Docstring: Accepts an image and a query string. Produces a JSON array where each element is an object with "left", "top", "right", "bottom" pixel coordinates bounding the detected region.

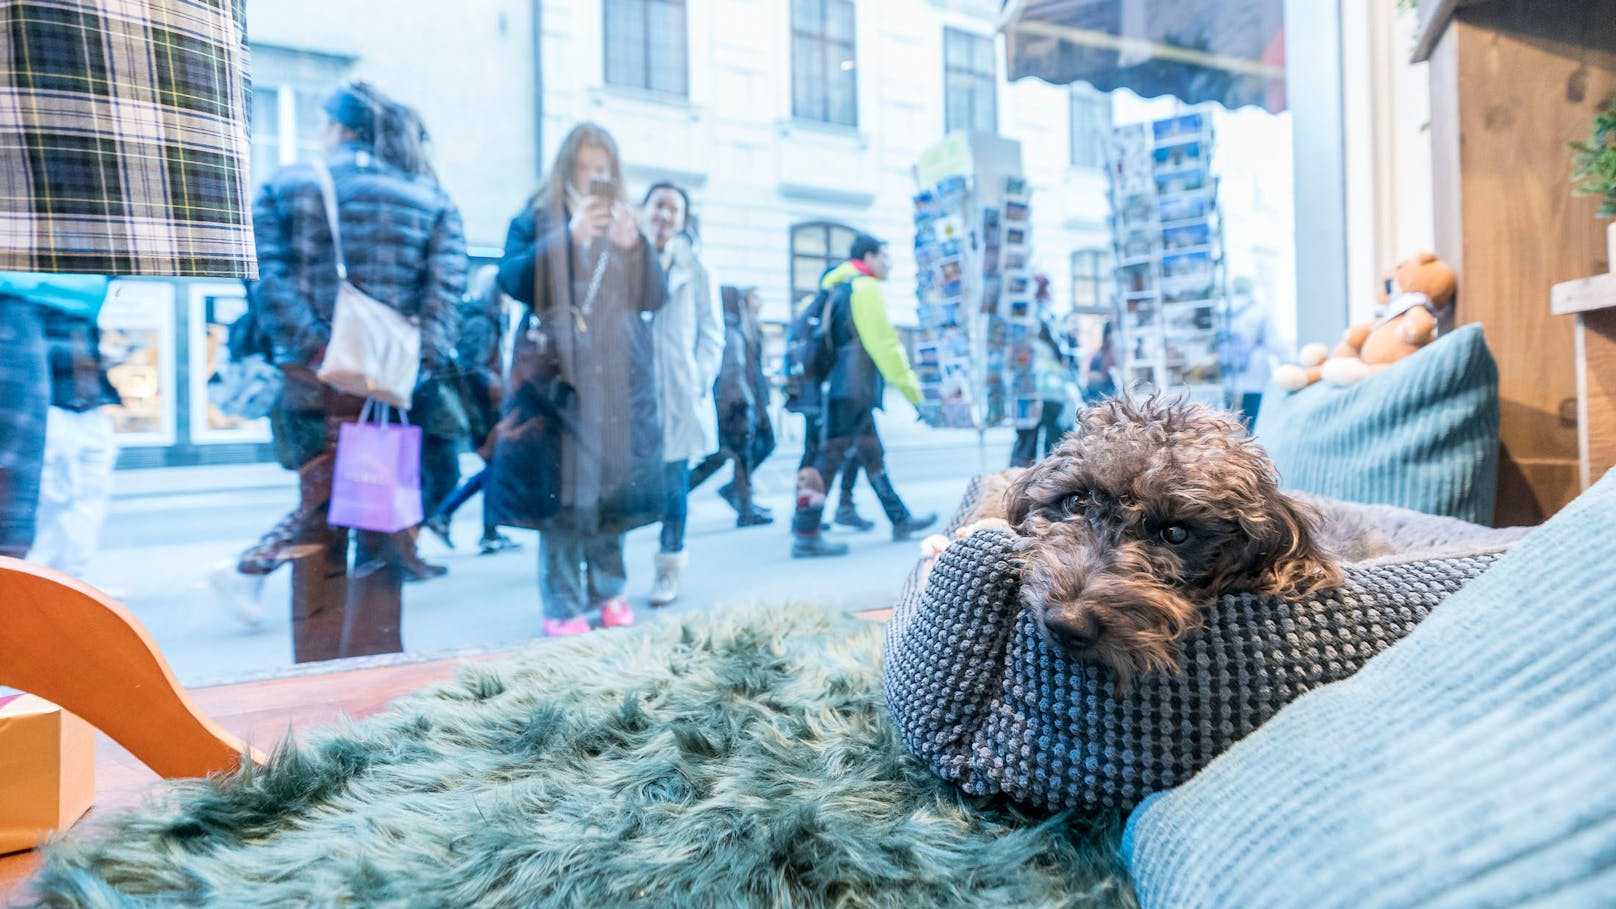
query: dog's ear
[{"left": 1227, "top": 493, "right": 1343, "bottom": 598}]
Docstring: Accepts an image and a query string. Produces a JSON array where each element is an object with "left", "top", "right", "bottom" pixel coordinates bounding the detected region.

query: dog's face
[{"left": 1005, "top": 397, "right": 1341, "bottom": 688}]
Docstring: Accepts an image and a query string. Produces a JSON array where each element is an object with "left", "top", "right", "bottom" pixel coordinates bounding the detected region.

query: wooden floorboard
[{"left": 0, "top": 652, "right": 505, "bottom": 905}]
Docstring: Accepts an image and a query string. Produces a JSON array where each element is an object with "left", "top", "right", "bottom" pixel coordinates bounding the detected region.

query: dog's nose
[{"left": 1044, "top": 610, "right": 1100, "bottom": 651}]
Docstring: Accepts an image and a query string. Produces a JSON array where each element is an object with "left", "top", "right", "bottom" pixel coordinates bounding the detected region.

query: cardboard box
[{"left": 0, "top": 693, "right": 95, "bottom": 854}]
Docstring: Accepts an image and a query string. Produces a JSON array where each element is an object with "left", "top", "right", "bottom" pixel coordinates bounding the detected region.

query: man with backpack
[
  {"left": 790, "top": 234, "right": 937, "bottom": 558},
  {"left": 784, "top": 266, "right": 872, "bottom": 532}
]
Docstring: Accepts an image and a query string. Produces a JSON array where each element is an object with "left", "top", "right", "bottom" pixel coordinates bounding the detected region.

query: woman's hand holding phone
[
  {"left": 608, "top": 201, "right": 640, "bottom": 250},
  {"left": 569, "top": 194, "right": 611, "bottom": 248}
]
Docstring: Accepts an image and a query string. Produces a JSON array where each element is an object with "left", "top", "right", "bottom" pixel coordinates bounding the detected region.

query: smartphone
[{"left": 587, "top": 177, "right": 616, "bottom": 200}]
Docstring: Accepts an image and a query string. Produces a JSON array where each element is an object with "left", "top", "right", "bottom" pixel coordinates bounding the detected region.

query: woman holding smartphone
[{"left": 489, "top": 123, "right": 667, "bottom": 636}]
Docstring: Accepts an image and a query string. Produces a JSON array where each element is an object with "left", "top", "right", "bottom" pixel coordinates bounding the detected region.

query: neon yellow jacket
[{"left": 821, "top": 261, "right": 922, "bottom": 406}]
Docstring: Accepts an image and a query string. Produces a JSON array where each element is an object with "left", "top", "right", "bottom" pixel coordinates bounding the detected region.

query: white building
[
  {"left": 247, "top": 0, "right": 1126, "bottom": 328},
  {"left": 118, "top": 0, "right": 1301, "bottom": 466}
]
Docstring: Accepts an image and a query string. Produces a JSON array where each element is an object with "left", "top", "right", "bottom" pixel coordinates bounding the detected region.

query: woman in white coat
[{"left": 643, "top": 182, "right": 725, "bottom": 605}]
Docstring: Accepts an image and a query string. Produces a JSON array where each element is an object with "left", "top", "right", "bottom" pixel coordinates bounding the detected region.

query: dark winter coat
[
  {"left": 486, "top": 203, "right": 667, "bottom": 534},
  {"left": 819, "top": 262, "right": 921, "bottom": 415},
  {"left": 446, "top": 287, "right": 505, "bottom": 450},
  {"left": 252, "top": 141, "right": 467, "bottom": 410},
  {"left": 714, "top": 287, "right": 773, "bottom": 464}
]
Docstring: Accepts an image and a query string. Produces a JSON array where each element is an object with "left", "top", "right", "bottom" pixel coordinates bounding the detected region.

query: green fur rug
[{"left": 28, "top": 605, "right": 1133, "bottom": 908}]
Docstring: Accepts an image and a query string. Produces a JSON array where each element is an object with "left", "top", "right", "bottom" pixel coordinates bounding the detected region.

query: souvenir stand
[
  {"left": 1107, "top": 110, "right": 1231, "bottom": 406},
  {"left": 910, "top": 132, "right": 1032, "bottom": 467}
]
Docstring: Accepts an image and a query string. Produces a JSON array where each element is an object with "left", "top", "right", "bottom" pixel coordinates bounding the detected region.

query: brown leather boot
[{"left": 236, "top": 453, "right": 334, "bottom": 575}]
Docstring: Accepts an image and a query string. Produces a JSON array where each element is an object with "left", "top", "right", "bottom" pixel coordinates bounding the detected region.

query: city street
[{"left": 84, "top": 413, "right": 1017, "bottom": 686}]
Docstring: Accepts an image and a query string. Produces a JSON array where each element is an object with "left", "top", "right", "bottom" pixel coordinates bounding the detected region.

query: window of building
[
  {"left": 791, "top": 0, "right": 858, "bottom": 127},
  {"left": 603, "top": 0, "right": 689, "bottom": 96},
  {"left": 248, "top": 87, "right": 341, "bottom": 184},
  {"left": 791, "top": 221, "right": 859, "bottom": 312},
  {"left": 944, "top": 27, "right": 996, "bottom": 134},
  {"left": 1069, "top": 85, "right": 1112, "bottom": 169},
  {"left": 1071, "top": 248, "right": 1110, "bottom": 311},
  {"left": 247, "top": 45, "right": 353, "bottom": 186}
]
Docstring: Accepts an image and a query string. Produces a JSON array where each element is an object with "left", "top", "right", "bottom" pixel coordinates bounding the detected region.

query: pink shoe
[
  {"left": 599, "top": 597, "right": 635, "bottom": 628},
  {"left": 542, "top": 616, "right": 591, "bottom": 637}
]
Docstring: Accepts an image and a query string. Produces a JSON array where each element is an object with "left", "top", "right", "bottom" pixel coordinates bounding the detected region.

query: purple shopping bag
[{"left": 328, "top": 401, "right": 424, "bottom": 533}]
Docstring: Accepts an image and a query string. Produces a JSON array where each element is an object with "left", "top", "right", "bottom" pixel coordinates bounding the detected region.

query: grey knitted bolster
[{"left": 883, "top": 499, "right": 1513, "bottom": 814}]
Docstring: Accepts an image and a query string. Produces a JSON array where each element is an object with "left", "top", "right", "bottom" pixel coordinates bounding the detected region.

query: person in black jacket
[
  {"left": 790, "top": 235, "right": 936, "bottom": 558},
  {"left": 422, "top": 264, "right": 521, "bottom": 557},
  {"left": 487, "top": 123, "right": 666, "bottom": 637},
  {"left": 216, "top": 81, "right": 467, "bottom": 663},
  {"left": 689, "top": 286, "right": 775, "bottom": 526}
]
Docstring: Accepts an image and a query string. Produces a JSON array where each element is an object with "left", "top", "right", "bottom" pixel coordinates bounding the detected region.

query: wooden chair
[{"left": 0, "top": 557, "right": 266, "bottom": 779}]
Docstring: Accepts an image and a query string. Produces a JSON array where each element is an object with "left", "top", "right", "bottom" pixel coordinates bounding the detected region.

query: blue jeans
[
  {"left": 539, "top": 530, "right": 627, "bottom": 620},
  {"left": 659, "top": 459, "right": 690, "bottom": 554}
]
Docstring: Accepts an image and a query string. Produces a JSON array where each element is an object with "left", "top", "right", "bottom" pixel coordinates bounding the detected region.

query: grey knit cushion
[{"left": 882, "top": 486, "right": 1521, "bottom": 814}]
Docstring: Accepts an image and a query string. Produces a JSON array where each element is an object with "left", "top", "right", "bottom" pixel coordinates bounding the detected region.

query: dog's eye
[
  {"left": 1160, "top": 525, "right": 1190, "bottom": 545},
  {"left": 1060, "top": 493, "right": 1086, "bottom": 516}
]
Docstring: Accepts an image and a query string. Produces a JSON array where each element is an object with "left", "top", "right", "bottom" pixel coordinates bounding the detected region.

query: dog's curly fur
[{"left": 980, "top": 396, "right": 1343, "bottom": 689}]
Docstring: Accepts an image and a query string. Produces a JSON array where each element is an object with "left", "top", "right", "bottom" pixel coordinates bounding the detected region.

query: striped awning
[{"left": 999, "top": 0, "right": 1287, "bottom": 113}]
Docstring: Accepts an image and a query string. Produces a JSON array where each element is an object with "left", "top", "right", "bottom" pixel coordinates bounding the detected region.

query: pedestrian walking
[
  {"left": 1084, "top": 321, "right": 1119, "bottom": 404},
  {"left": 790, "top": 234, "right": 936, "bottom": 558},
  {"left": 784, "top": 268, "right": 870, "bottom": 533},
  {"left": 215, "top": 81, "right": 467, "bottom": 662},
  {"left": 424, "top": 264, "right": 521, "bottom": 556},
  {"left": 30, "top": 304, "right": 121, "bottom": 575},
  {"left": 689, "top": 286, "right": 776, "bottom": 528},
  {"left": 0, "top": 273, "right": 109, "bottom": 561},
  {"left": 642, "top": 182, "right": 724, "bottom": 607},
  {"left": 487, "top": 122, "right": 667, "bottom": 636},
  {"left": 1010, "top": 281, "right": 1077, "bottom": 468},
  {"left": 1219, "top": 276, "right": 1283, "bottom": 426}
]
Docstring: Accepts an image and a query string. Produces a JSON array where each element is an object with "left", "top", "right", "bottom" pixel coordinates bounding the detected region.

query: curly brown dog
[{"left": 974, "top": 397, "right": 1344, "bottom": 689}]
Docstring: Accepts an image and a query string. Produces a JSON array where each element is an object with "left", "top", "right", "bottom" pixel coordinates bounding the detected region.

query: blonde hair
[{"left": 540, "top": 122, "right": 625, "bottom": 210}]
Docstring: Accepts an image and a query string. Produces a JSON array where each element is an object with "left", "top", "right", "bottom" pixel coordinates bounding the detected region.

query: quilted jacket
[{"left": 252, "top": 141, "right": 467, "bottom": 375}]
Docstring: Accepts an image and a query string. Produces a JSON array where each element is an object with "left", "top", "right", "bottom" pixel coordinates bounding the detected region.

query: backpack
[{"left": 784, "top": 280, "right": 852, "bottom": 413}]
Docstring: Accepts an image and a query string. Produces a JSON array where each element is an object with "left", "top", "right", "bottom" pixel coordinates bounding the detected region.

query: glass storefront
[{"left": 17, "top": 0, "right": 1309, "bottom": 684}]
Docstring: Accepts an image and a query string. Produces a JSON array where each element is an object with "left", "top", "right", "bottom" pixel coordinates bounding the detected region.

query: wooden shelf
[{"left": 1550, "top": 224, "right": 1616, "bottom": 492}]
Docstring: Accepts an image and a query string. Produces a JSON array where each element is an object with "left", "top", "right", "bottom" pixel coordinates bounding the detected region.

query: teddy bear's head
[{"left": 1383, "top": 252, "right": 1457, "bottom": 311}]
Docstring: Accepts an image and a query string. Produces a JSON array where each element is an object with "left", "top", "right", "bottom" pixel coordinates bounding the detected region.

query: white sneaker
[
  {"left": 649, "top": 551, "right": 687, "bottom": 607},
  {"left": 207, "top": 561, "right": 267, "bottom": 629}
]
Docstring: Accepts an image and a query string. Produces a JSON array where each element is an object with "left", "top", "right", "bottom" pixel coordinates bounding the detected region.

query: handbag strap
[
  {"left": 359, "top": 399, "right": 407, "bottom": 425},
  {"left": 311, "top": 159, "right": 349, "bottom": 282}
]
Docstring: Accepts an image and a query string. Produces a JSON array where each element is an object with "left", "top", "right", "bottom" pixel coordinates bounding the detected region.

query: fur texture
[
  {"left": 993, "top": 397, "right": 1344, "bottom": 689},
  {"left": 27, "top": 605, "right": 1135, "bottom": 908}
]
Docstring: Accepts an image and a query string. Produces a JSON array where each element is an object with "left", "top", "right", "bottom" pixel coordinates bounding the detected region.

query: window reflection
[{"left": 4, "top": 1, "right": 1298, "bottom": 683}]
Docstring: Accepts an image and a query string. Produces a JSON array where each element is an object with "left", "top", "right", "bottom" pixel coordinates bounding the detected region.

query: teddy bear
[{"left": 1273, "top": 252, "right": 1457, "bottom": 390}]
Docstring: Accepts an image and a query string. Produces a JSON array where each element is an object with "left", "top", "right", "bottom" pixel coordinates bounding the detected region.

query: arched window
[{"left": 789, "top": 221, "right": 859, "bottom": 313}]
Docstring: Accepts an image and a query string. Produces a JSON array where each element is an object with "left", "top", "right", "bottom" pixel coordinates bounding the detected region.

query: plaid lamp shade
[{"left": 0, "top": 0, "right": 256, "bottom": 278}]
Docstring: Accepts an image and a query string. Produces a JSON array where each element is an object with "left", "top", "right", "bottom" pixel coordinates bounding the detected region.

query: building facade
[{"left": 112, "top": 0, "right": 1300, "bottom": 466}]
